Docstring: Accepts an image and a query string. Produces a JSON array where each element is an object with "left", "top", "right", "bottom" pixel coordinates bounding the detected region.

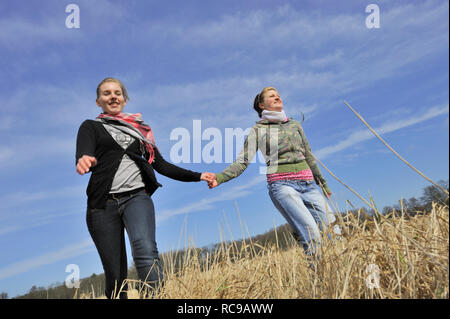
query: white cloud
[
  {"left": 0, "top": 205, "right": 83, "bottom": 238},
  {"left": 141, "top": 1, "right": 448, "bottom": 56},
  {"left": 0, "top": 147, "right": 14, "bottom": 163},
  {"left": 0, "top": 239, "right": 94, "bottom": 280},
  {"left": 127, "top": 0, "right": 448, "bottom": 129},
  {"left": 0, "top": 17, "right": 72, "bottom": 49},
  {"left": 315, "top": 104, "right": 449, "bottom": 159},
  {"left": 2, "top": 1, "right": 447, "bottom": 145},
  {"left": 0, "top": 225, "right": 23, "bottom": 237},
  {"left": 144, "top": 5, "right": 365, "bottom": 49},
  {"left": 0, "top": 184, "right": 86, "bottom": 237},
  {"left": 0, "top": 116, "right": 14, "bottom": 130},
  {"left": 154, "top": 102, "right": 449, "bottom": 225},
  {"left": 0, "top": 135, "right": 76, "bottom": 169},
  {"left": 156, "top": 174, "right": 265, "bottom": 224},
  {"left": 0, "top": 0, "right": 128, "bottom": 50},
  {"left": 310, "top": 50, "right": 344, "bottom": 68},
  {"left": 0, "top": 185, "right": 85, "bottom": 209}
]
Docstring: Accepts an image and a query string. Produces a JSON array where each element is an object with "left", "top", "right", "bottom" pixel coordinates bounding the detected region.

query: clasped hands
[{"left": 200, "top": 172, "right": 218, "bottom": 189}]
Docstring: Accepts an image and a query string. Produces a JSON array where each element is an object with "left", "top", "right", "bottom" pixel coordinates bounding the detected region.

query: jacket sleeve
[
  {"left": 216, "top": 126, "right": 259, "bottom": 185},
  {"left": 151, "top": 147, "right": 202, "bottom": 182},
  {"left": 297, "top": 123, "right": 331, "bottom": 194},
  {"left": 76, "top": 120, "right": 97, "bottom": 165}
]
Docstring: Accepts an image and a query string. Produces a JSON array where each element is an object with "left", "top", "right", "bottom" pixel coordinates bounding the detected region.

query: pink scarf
[{"left": 97, "top": 112, "right": 156, "bottom": 164}]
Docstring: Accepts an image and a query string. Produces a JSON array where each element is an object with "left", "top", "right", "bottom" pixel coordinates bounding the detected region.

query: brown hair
[
  {"left": 96, "top": 77, "right": 130, "bottom": 101},
  {"left": 253, "top": 87, "right": 278, "bottom": 117}
]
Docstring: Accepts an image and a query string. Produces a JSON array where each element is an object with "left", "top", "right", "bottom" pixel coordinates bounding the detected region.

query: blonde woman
[
  {"left": 209, "top": 87, "right": 340, "bottom": 257},
  {"left": 76, "top": 78, "right": 214, "bottom": 298}
]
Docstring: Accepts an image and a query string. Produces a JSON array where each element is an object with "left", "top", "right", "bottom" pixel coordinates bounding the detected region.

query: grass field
[{"left": 87, "top": 202, "right": 448, "bottom": 299}]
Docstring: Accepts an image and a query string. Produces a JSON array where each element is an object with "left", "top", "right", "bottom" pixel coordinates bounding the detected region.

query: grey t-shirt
[{"left": 103, "top": 124, "right": 145, "bottom": 194}]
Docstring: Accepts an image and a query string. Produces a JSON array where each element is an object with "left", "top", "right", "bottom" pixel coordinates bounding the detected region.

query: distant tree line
[
  {"left": 381, "top": 179, "right": 448, "bottom": 217},
  {"left": 5, "top": 179, "right": 448, "bottom": 299},
  {"left": 12, "top": 273, "right": 106, "bottom": 299}
]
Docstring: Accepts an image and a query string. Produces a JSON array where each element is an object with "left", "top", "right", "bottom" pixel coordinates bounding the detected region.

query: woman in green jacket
[{"left": 209, "top": 87, "right": 340, "bottom": 257}]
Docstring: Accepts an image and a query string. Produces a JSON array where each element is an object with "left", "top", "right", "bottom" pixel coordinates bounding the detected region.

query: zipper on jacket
[{"left": 266, "top": 123, "right": 270, "bottom": 166}]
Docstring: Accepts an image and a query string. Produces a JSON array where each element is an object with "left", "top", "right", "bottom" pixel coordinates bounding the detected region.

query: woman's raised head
[
  {"left": 96, "top": 77, "right": 129, "bottom": 101},
  {"left": 253, "top": 87, "right": 282, "bottom": 117},
  {"left": 96, "top": 77, "right": 129, "bottom": 115}
]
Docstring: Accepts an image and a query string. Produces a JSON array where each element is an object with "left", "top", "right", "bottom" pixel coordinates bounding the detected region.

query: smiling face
[
  {"left": 260, "top": 89, "right": 283, "bottom": 112},
  {"left": 96, "top": 81, "right": 127, "bottom": 115}
]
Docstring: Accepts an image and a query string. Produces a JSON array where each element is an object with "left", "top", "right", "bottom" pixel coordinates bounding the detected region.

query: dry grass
[{"left": 89, "top": 203, "right": 448, "bottom": 299}]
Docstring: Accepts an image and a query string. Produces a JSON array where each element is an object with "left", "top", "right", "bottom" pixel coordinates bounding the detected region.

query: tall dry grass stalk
[{"left": 94, "top": 203, "right": 448, "bottom": 299}]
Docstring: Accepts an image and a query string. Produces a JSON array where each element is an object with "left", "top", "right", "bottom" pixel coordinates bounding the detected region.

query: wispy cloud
[
  {"left": 156, "top": 103, "right": 449, "bottom": 224},
  {"left": 0, "top": 147, "right": 13, "bottom": 163},
  {"left": 0, "top": 185, "right": 86, "bottom": 236},
  {"left": 0, "top": 135, "right": 76, "bottom": 169},
  {"left": 156, "top": 174, "right": 266, "bottom": 224},
  {"left": 140, "top": 1, "right": 448, "bottom": 62},
  {"left": 0, "top": 0, "right": 129, "bottom": 50},
  {"left": 143, "top": 5, "right": 365, "bottom": 49},
  {"left": 130, "top": 0, "right": 448, "bottom": 130},
  {"left": 0, "top": 239, "right": 94, "bottom": 280},
  {"left": 0, "top": 208, "right": 78, "bottom": 237},
  {"left": 0, "top": 17, "right": 73, "bottom": 49},
  {"left": 0, "top": 185, "right": 85, "bottom": 210},
  {"left": 315, "top": 104, "right": 449, "bottom": 159},
  {"left": 310, "top": 50, "right": 344, "bottom": 68},
  {"left": 2, "top": 1, "right": 447, "bottom": 145}
]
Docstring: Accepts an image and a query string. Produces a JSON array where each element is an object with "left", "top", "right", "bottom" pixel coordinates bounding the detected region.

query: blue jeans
[
  {"left": 86, "top": 189, "right": 163, "bottom": 299},
  {"left": 268, "top": 180, "right": 340, "bottom": 256}
]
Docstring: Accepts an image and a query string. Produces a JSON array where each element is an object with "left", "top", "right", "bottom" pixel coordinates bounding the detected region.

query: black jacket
[{"left": 76, "top": 120, "right": 201, "bottom": 208}]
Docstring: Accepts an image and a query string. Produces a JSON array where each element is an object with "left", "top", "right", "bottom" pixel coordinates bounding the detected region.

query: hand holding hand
[
  {"left": 200, "top": 172, "right": 218, "bottom": 189},
  {"left": 200, "top": 172, "right": 215, "bottom": 183},
  {"left": 208, "top": 178, "right": 218, "bottom": 189},
  {"left": 76, "top": 155, "right": 97, "bottom": 175}
]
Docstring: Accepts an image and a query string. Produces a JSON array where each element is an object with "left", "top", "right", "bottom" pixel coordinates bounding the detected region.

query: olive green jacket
[{"left": 216, "top": 118, "right": 331, "bottom": 194}]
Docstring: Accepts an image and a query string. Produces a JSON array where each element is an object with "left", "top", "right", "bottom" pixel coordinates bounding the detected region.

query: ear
[
  {"left": 259, "top": 103, "right": 265, "bottom": 110},
  {"left": 96, "top": 99, "right": 101, "bottom": 107}
]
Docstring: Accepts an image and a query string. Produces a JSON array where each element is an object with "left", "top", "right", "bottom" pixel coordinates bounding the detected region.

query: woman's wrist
[
  {"left": 323, "top": 184, "right": 331, "bottom": 196},
  {"left": 215, "top": 173, "right": 226, "bottom": 185}
]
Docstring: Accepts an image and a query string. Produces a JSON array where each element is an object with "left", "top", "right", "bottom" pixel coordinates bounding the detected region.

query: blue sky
[{"left": 0, "top": 0, "right": 448, "bottom": 298}]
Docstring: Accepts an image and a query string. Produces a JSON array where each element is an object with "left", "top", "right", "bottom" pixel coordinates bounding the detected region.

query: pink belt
[{"left": 266, "top": 169, "right": 314, "bottom": 183}]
